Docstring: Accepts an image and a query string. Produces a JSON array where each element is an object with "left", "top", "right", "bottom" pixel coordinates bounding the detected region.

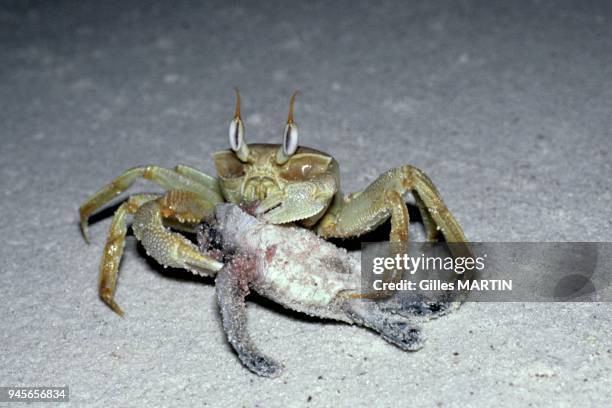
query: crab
[
  {"left": 79, "top": 89, "right": 470, "bottom": 318},
  {"left": 198, "top": 203, "right": 458, "bottom": 377}
]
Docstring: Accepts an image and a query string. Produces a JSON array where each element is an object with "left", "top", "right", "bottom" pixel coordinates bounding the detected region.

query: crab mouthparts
[{"left": 254, "top": 201, "right": 281, "bottom": 216}]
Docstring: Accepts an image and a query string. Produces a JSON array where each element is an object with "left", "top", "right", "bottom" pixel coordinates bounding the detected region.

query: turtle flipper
[
  {"left": 215, "top": 261, "right": 283, "bottom": 378},
  {"left": 343, "top": 298, "right": 425, "bottom": 351}
]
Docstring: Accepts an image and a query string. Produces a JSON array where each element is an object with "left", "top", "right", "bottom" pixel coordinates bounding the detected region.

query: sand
[{"left": 1, "top": 1, "right": 610, "bottom": 406}]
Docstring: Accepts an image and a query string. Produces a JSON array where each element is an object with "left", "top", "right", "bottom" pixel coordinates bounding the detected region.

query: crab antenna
[{"left": 287, "top": 90, "right": 299, "bottom": 124}]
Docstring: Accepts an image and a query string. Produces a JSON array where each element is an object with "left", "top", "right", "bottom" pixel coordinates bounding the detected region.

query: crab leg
[
  {"left": 317, "top": 165, "right": 470, "bottom": 256},
  {"left": 215, "top": 262, "right": 283, "bottom": 378},
  {"left": 79, "top": 165, "right": 223, "bottom": 242},
  {"left": 342, "top": 298, "right": 425, "bottom": 351},
  {"left": 98, "top": 194, "right": 159, "bottom": 316},
  {"left": 174, "top": 164, "right": 220, "bottom": 193},
  {"left": 414, "top": 192, "right": 440, "bottom": 241},
  {"left": 99, "top": 191, "right": 222, "bottom": 316},
  {"left": 406, "top": 166, "right": 467, "bottom": 244}
]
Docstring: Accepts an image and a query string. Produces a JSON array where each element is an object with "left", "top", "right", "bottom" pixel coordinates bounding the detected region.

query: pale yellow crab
[{"left": 79, "top": 89, "right": 469, "bottom": 316}]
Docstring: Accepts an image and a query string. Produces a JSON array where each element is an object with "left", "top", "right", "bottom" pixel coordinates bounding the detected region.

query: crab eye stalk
[
  {"left": 276, "top": 91, "right": 299, "bottom": 165},
  {"left": 229, "top": 87, "right": 250, "bottom": 162}
]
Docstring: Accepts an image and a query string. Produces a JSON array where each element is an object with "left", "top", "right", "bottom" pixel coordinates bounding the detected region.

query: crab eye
[
  {"left": 228, "top": 117, "right": 244, "bottom": 151},
  {"left": 283, "top": 123, "right": 299, "bottom": 156}
]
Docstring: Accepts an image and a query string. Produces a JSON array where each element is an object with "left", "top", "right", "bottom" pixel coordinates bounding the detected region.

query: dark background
[{"left": 1, "top": 1, "right": 610, "bottom": 406}]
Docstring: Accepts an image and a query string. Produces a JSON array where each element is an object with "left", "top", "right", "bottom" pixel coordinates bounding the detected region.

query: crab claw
[{"left": 255, "top": 182, "right": 326, "bottom": 224}]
